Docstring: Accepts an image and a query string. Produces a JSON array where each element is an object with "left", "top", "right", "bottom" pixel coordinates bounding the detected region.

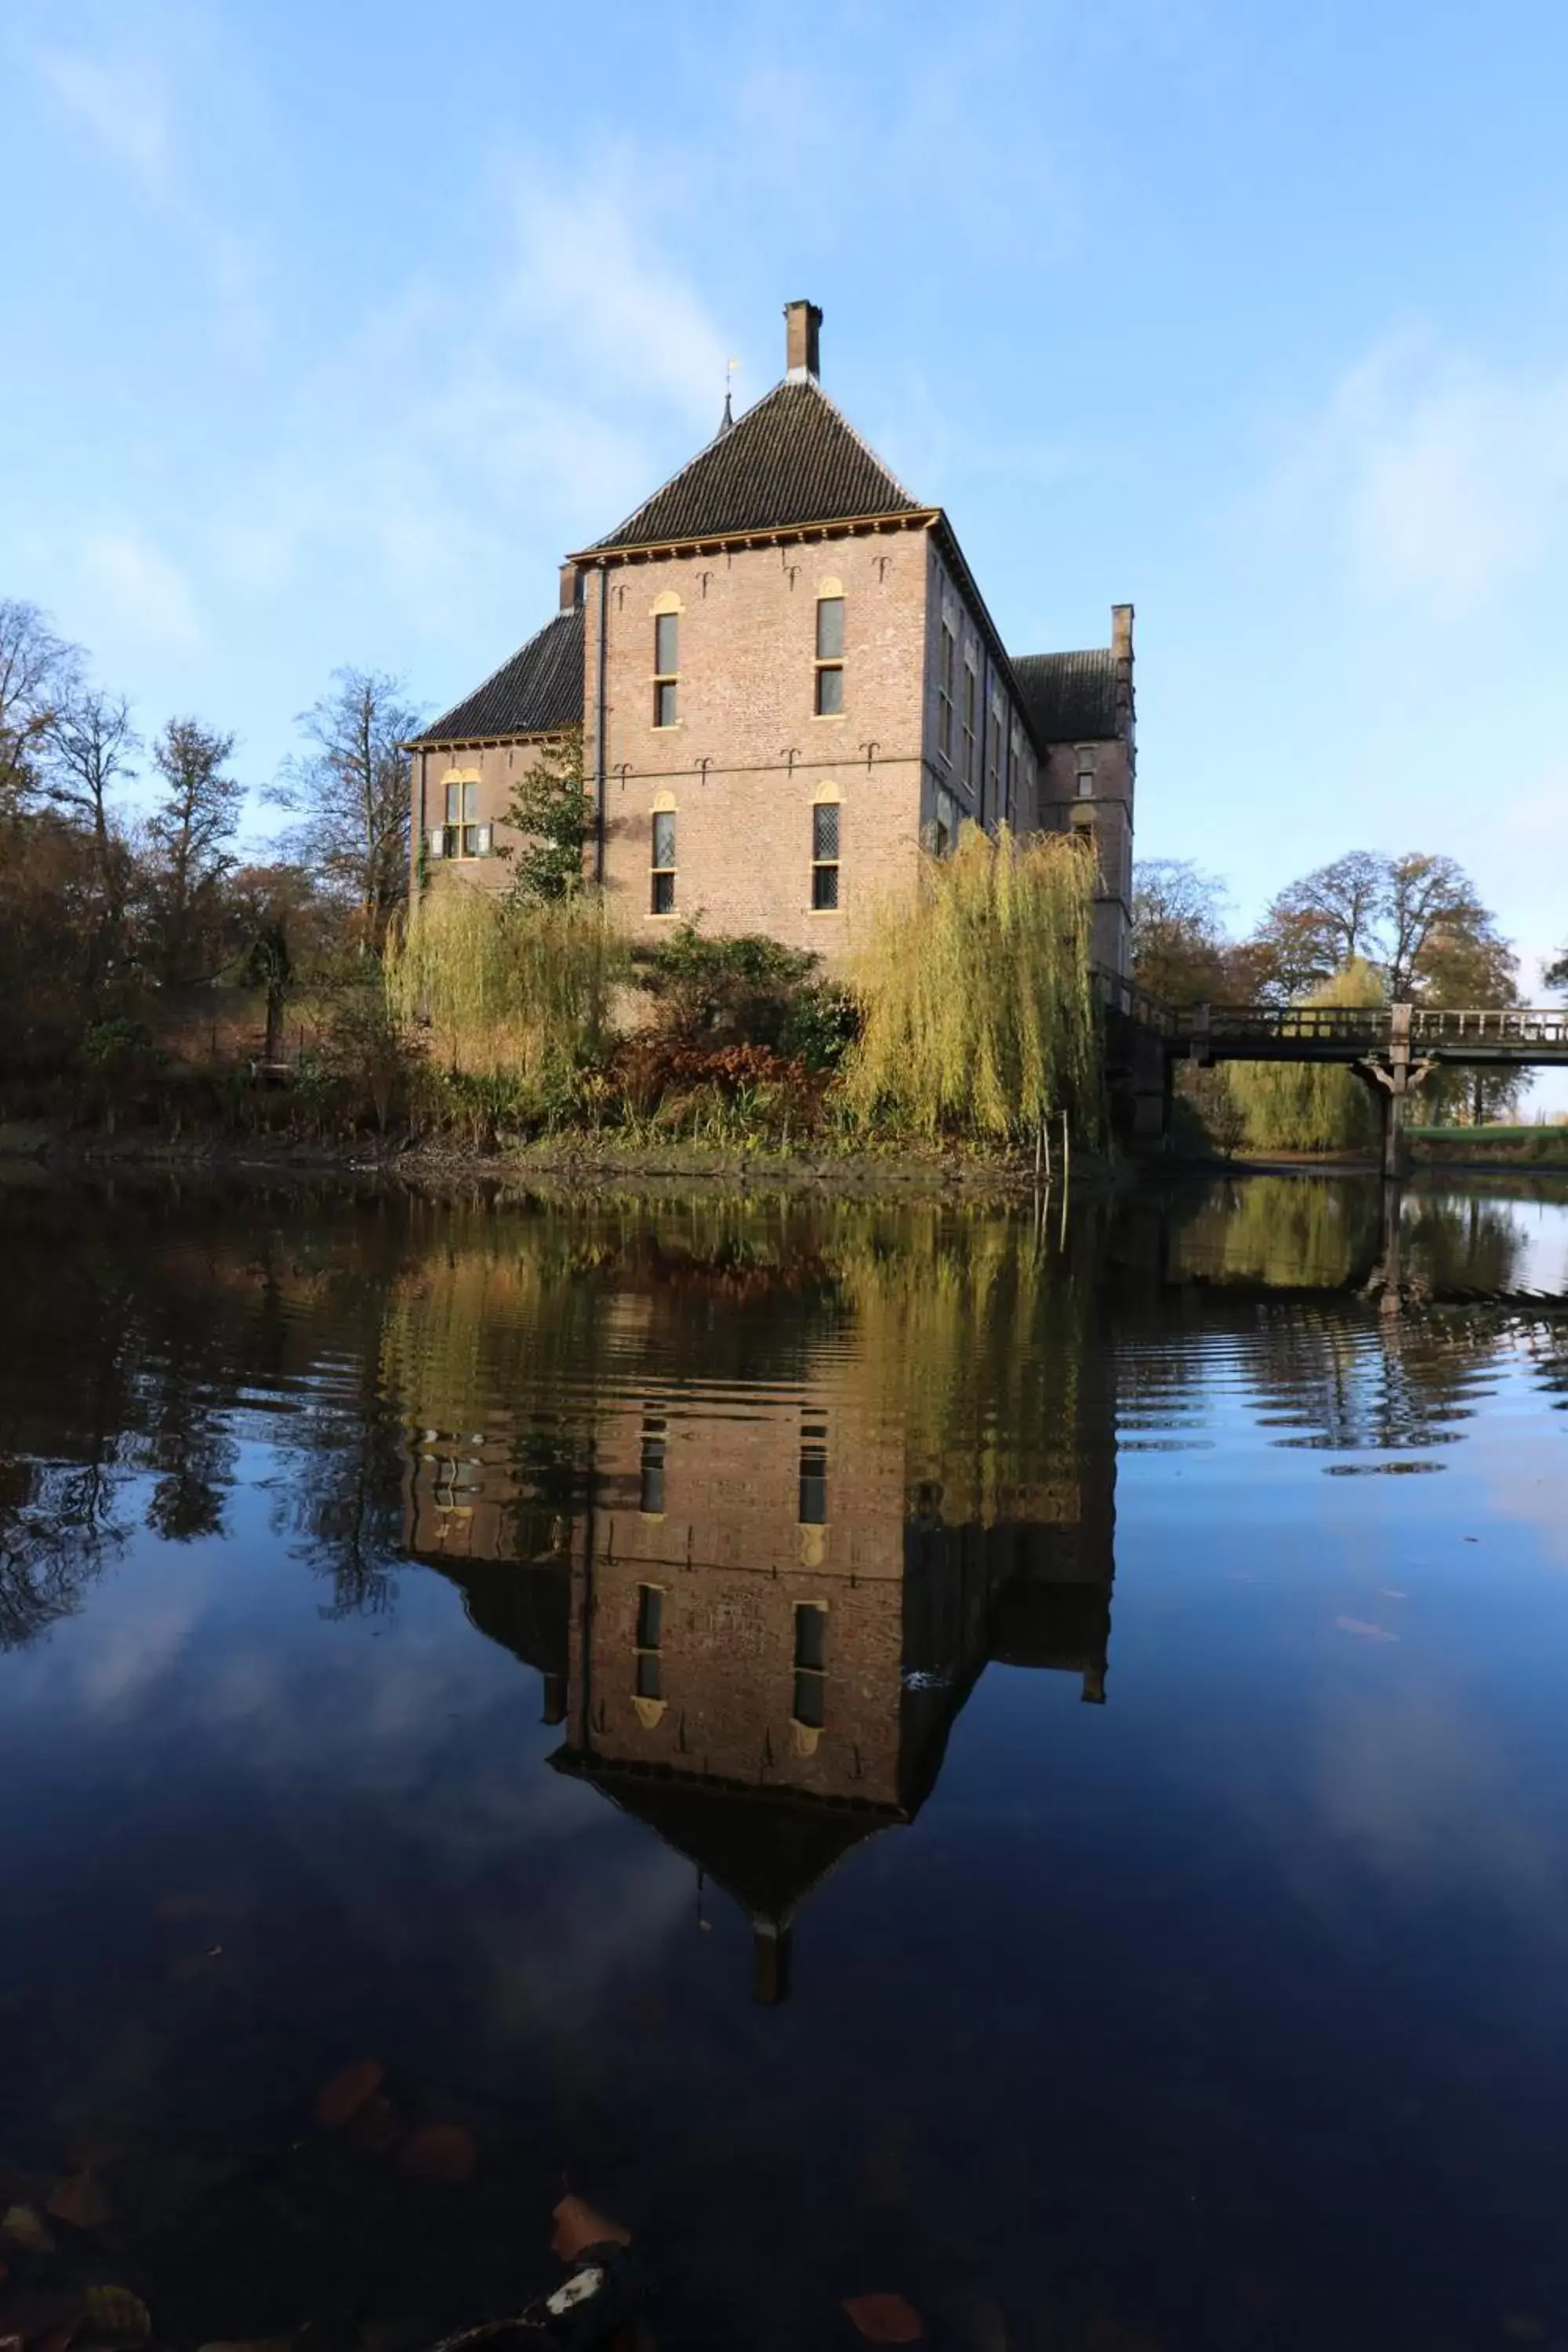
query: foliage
[
  {"left": 276, "top": 668, "right": 422, "bottom": 946},
  {"left": 1545, "top": 947, "right": 1568, "bottom": 996},
  {"left": 1131, "top": 859, "right": 1235, "bottom": 1006},
  {"left": 779, "top": 978, "right": 861, "bottom": 1071},
  {"left": 845, "top": 822, "right": 1099, "bottom": 1141},
  {"left": 142, "top": 717, "right": 245, "bottom": 985},
  {"left": 500, "top": 726, "right": 592, "bottom": 904},
  {"left": 1252, "top": 850, "right": 1504, "bottom": 1003},
  {"left": 385, "top": 880, "right": 626, "bottom": 1081},
  {"left": 641, "top": 922, "right": 821, "bottom": 1046},
  {"left": 0, "top": 599, "right": 78, "bottom": 809},
  {"left": 1225, "top": 960, "right": 1385, "bottom": 1152}
]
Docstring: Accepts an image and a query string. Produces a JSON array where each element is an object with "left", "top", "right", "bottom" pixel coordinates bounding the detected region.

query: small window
[
  {"left": 815, "top": 663, "right": 844, "bottom": 716},
  {"left": 1076, "top": 771, "right": 1094, "bottom": 799},
  {"left": 938, "top": 622, "right": 956, "bottom": 760},
  {"left": 636, "top": 1652, "right": 663, "bottom": 1701},
  {"left": 651, "top": 811, "right": 677, "bottom": 913},
  {"left": 811, "top": 801, "right": 840, "bottom": 910},
  {"left": 440, "top": 779, "right": 490, "bottom": 858},
  {"left": 653, "top": 613, "right": 679, "bottom": 725}
]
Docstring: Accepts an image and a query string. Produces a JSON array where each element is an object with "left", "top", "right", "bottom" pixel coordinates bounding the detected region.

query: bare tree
[
  {"left": 46, "top": 685, "right": 140, "bottom": 991},
  {"left": 0, "top": 599, "right": 79, "bottom": 808},
  {"left": 143, "top": 719, "right": 245, "bottom": 984},
  {"left": 276, "top": 669, "right": 422, "bottom": 948}
]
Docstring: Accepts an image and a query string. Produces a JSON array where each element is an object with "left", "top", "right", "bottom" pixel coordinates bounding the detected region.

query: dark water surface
[{"left": 5, "top": 1173, "right": 1568, "bottom": 2352}]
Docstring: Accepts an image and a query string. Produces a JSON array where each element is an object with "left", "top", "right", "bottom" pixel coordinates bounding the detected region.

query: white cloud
[
  {"left": 36, "top": 47, "right": 173, "bottom": 193},
  {"left": 1268, "top": 328, "right": 1568, "bottom": 619},
  {"left": 83, "top": 530, "right": 203, "bottom": 655},
  {"left": 35, "top": 40, "right": 267, "bottom": 361}
]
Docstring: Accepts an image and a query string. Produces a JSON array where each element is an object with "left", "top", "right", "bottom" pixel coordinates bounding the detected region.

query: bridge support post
[{"left": 1354, "top": 1007, "right": 1435, "bottom": 1183}]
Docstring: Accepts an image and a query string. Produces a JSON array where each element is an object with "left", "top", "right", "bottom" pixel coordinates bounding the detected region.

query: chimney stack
[
  {"left": 560, "top": 561, "right": 582, "bottom": 612},
  {"left": 1111, "top": 604, "right": 1133, "bottom": 660},
  {"left": 784, "top": 299, "right": 822, "bottom": 382}
]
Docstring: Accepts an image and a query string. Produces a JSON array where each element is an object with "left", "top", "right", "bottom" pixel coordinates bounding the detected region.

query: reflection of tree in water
[{"left": 0, "top": 1456, "right": 129, "bottom": 1649}]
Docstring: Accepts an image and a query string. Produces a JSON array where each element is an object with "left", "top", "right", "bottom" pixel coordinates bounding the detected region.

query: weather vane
[{"left": 721, "top": 356, "right": 740, "bottom": 430}]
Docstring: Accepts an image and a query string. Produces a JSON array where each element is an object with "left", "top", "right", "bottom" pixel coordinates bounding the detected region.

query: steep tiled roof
[
  {"left": 410, "top": 608, "right": 583, "bottom": 745},
  {"left": 587, "top": 378, "right": 924, "bottom": 551},
  {"left": 1012, "top": 648, "right": 1120, "bottom": 743}
]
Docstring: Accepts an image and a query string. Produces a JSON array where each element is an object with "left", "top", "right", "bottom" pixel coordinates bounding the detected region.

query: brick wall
[{"left": 583, "top": 525, "right": 934, "bottom": 964}]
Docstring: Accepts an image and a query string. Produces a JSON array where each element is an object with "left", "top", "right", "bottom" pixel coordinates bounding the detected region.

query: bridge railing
[
  {"left": 1091, "top": 967, "right": 1180, "bottom": 1036},
  {"left": 1407, "top": 1006, "right": 1568, "bottom": 1047},
  {"left": 1199, "top": 1004, "right": 1392, "bottom": 1046}
]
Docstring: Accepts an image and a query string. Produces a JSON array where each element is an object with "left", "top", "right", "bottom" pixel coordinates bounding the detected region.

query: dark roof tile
[
  {"left": 587, "top": 378, "right": 924, "bottom": 550},
  {"left": 411, "top": 607, "right": 583, "bottom": 745},
  {"left": 1012, "top": 648, "right": 1120, "bottom": 743}
]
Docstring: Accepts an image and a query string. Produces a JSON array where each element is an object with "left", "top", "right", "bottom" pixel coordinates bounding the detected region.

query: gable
[{"left": 586, "top": 379, "right": 924, "bottom": 553}]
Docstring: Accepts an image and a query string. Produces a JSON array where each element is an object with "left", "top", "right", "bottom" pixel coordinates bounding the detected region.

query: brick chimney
[
  {"left": 1112, "top": 602, "right": 1134, "bottom": 729},
  {"left": 784, "top": 299, "right": 822, "bottom": 382},
  {"left": 560, "top": 561, "right": 582, "bottom": 611}
]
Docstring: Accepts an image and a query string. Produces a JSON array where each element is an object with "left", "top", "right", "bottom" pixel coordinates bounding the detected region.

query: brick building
[
  {"left": 404, "top": 1236, "right": 1117, "bottom": 2001},
  {"left": 408, "top": 300, "right": 1136, "bottom": 976}
]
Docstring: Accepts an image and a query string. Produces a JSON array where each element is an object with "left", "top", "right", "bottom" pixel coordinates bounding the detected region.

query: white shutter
[{"left": 426, "top": 826, "right": 445, "bottom": 859}]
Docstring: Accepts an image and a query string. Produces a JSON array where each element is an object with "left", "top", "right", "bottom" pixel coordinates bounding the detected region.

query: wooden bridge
[{"left": 1097, "top": 975, "right": 1568, "bottom": 1174}]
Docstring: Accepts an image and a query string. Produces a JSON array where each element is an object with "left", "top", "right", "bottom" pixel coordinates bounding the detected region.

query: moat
[{"left": 4, "top": 1173, "right": 1568, "bottom": 2352}]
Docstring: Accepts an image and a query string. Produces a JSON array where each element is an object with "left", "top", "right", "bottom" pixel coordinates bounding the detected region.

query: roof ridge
[{"left": 590, "top": 379, "right": 797, "bottom": 551}]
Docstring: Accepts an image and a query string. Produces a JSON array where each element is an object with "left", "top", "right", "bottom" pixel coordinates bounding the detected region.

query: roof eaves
[{"left": 568, "top": 505, "right": 937, "bottom": 567}]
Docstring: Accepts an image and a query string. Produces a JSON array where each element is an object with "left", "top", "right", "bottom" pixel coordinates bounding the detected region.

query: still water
[{"left": 4, "top": 1174, "right": 1568, "bottom": 2352}]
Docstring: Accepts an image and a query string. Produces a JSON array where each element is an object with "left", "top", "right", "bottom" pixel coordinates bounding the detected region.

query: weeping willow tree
[
  {"left": 384, "top": 881, "right": 626, "bottom": 1078},
  {"left": 1226, "top": 959, "right": 1385, "bottom": 1152},
  {"left": 845, "top": 824, "right": 1100, "bottom": 1141}
]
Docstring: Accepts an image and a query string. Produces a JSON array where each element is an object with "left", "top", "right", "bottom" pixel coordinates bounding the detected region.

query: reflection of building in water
[{"left": 401, "top": 1256, "right": 1116, "bottom": 2000}]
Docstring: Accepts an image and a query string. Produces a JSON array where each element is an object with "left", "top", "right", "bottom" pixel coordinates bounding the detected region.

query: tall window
[
  {"left": 634, "top": 1584, "right": 663, "bottom": 1700},
  {"left": 798, "top": 1426, "right": 827, "bottom": 1523},
  {"left": 961, "top": 664, "right": 978, "bottom": 789},
  {"left": 986, "top": 705, "right": 1002, "bottom": 815},
  {"left": 639, "top": 1415, "right": 666, "bottom": 1514},
  {"left": 815, "top": 594, "right": 844, "bottom": 714},
  {"left": 653, "top": 612, "right": 679, "bottom": 726},
  {"left": 793, "top": 1603, "right": 826, "bottom": 1728},
  {"left": 1076, "top": 749, "right": 1096, "bottom": 799},
  {"left": 429, "top": 780, "right": 492, "bottom": 861},
  {"left": 811, "top": 800, "right": 840, "bottom": 909},
  {"left": 651, "top": 810, "right": 677, "bottom": 913},
  {"left": 938, "top": 622, "right": 956, "bottom": 760}
]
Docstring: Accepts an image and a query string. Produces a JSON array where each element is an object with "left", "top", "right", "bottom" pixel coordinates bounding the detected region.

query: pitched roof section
[
  {"left": 410, "top": 607, "right": 584, "bottom": 745},
  {"left": 1012, "top": 648, "right": 1120, "bottom": 743},
  {"left": 587, "top": 378, "right": 924, "bottom": 552}
]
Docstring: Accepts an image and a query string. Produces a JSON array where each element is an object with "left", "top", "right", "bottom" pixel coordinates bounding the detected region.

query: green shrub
[{"left": 641, "top": 924, "right": 819, "bottom": 1047}]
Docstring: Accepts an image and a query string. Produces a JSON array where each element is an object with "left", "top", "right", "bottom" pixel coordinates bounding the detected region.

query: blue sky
[{"left": 7, "top": 0, "right": 1568, "bottom": 1008}]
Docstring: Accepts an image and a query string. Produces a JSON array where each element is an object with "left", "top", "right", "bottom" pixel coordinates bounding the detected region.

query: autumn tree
[
  {"left": 1131, "top": 860, "right": 1234, "bottom": 1006},
  {"left": 142, "top": 719, "right": 245, "bottom": 985},
  {"left": 500, "top": 726, "right": 591, "bottom": 903},
  {"left": 277, "top": 668, "right": 421, "bottom": 946},
  {"left": 1251, "top": 851, "right": 1386, "bottom": 997}
]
